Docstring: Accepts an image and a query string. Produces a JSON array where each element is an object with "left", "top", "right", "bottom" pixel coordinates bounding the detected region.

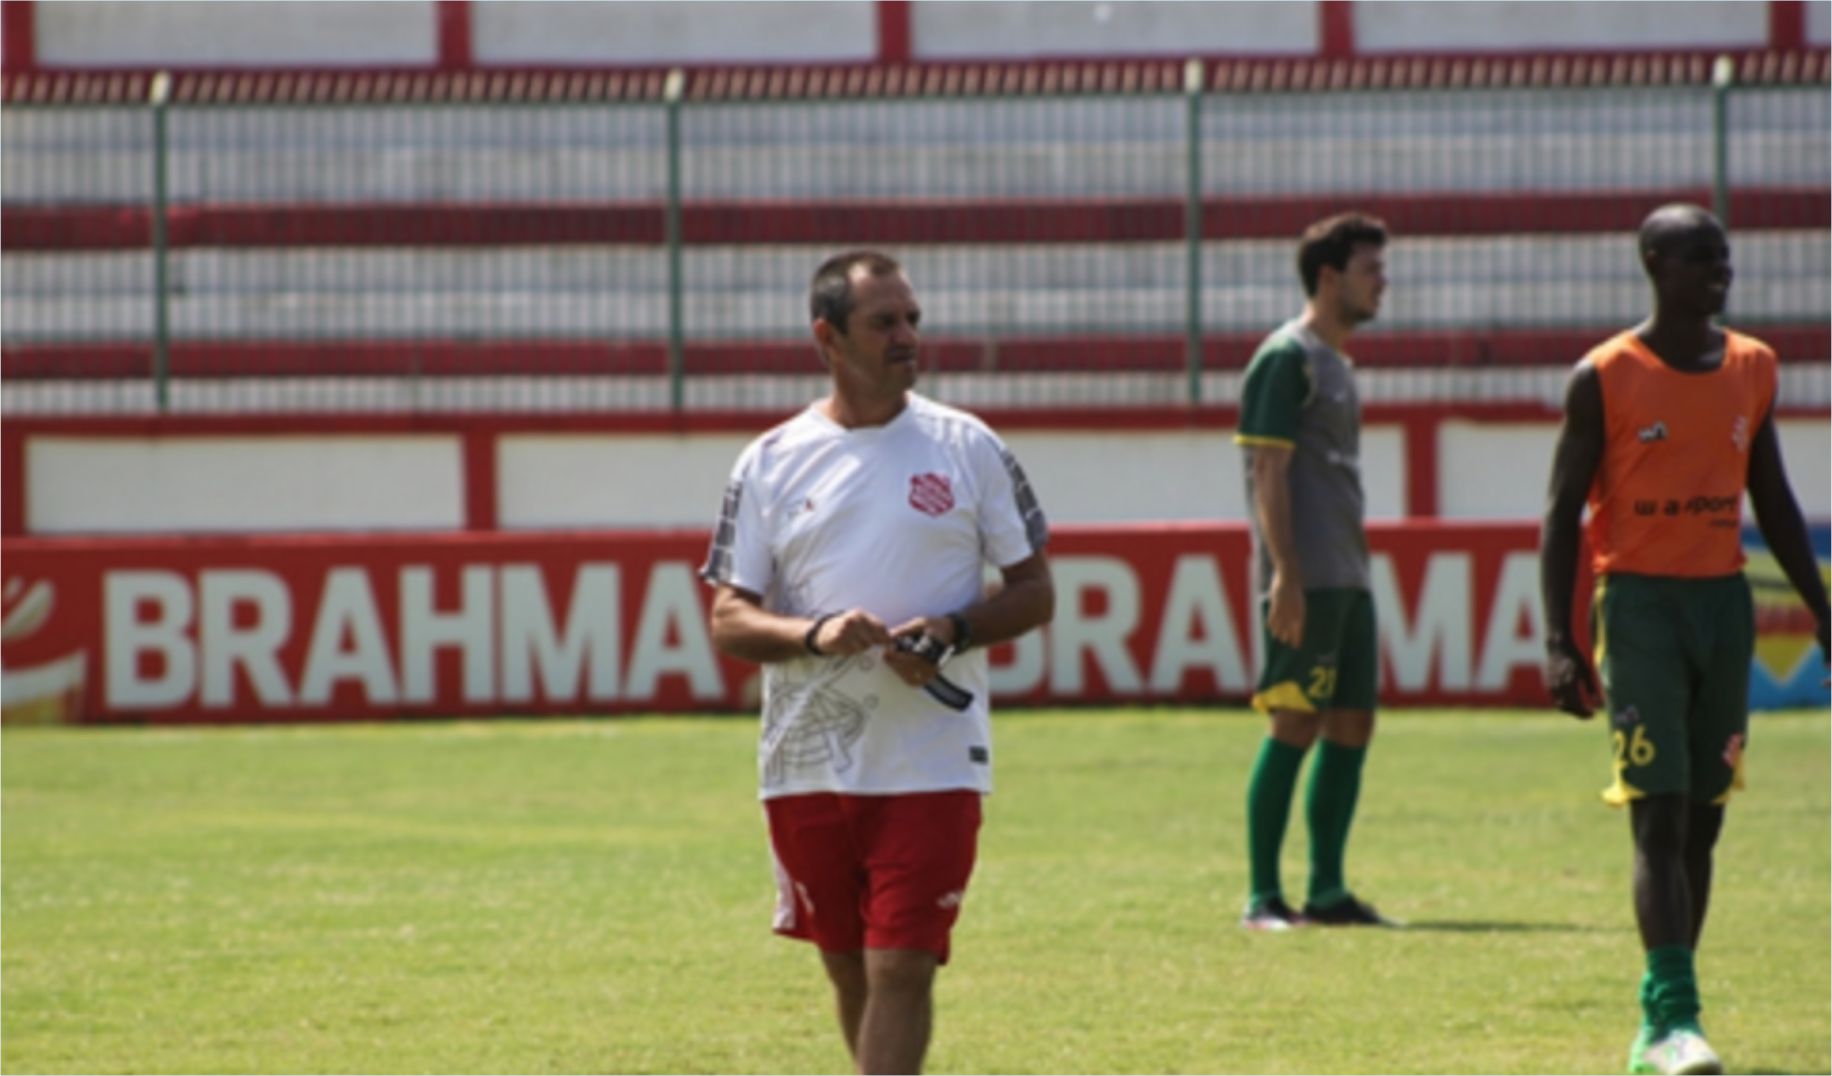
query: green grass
[{"left": 3, "top": 709, "right": 1826, "bottom": 1075}]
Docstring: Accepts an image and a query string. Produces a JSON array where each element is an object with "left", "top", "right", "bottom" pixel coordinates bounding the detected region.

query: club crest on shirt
[{"left": 909, "top": 473, "right": 955, "bottom": 517}]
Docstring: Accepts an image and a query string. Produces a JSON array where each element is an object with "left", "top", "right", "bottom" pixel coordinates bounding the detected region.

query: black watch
[{"left": 946, "top": 612, "right": 973, "bottom": 652}]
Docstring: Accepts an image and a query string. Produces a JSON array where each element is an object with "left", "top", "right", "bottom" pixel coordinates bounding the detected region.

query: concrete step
[
  {"left": 5, "top": 233, "right": 1825, "bottom": 340},
  {"left": 4, "top": 363, "right": 1827, "bottom": 416},
  {"left": 4, "top": 88, "right": 1825, "bottom": 202}
]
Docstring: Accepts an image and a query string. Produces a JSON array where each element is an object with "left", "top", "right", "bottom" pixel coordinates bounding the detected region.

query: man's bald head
[
  {"left": 1635, "top": 203, "right": 1733, "bottom": 320},
  {"left": 1639, "top": 204, "right": 1724, "bottom": 271}
]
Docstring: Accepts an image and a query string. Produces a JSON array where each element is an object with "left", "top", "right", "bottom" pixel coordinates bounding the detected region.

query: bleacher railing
[{"left": 3, "top": 54, "right": 1827, "bottom": 415}]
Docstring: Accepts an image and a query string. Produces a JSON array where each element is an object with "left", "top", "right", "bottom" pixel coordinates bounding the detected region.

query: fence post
[
  {"left": 664, "top": 68, "right": 686, "bottom": 413},
  {"left": 149, "top": 71, "right": 172, "bottom": 411},
  {"left": 1182, "top": 58, "right": 1205, "bottom": 407},
  {"left": 1711, "top": 54, "right": 1734, "bottom": 225}
]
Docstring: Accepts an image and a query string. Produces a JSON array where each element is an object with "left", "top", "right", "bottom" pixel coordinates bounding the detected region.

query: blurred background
[
  {"left": 2, "top": 1, "right": 1827, "bottom": 721},
  {"left": 4, "top": 0, "right": 1827, "bottom": 415}
]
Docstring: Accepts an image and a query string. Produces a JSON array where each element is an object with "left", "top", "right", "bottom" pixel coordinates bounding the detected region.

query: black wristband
[
  {"left": 804, "top": 612, "right": 837, "bottom": 656},
  {"left": 946, "top": 612, "right": 972, "bottom": 652}
]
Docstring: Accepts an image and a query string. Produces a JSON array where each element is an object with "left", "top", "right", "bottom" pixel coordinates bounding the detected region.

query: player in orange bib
[{"left": 1540, "top": 204, "right": 1831, "bottom": 1076}]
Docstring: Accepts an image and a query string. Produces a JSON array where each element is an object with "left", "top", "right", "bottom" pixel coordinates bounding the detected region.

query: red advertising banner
[{"left": 3, "top": 522, "right": 1576, "bottom": 724}]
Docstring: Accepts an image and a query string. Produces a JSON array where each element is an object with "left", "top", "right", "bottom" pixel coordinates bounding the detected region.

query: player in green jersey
[{"left": 1234, "top": 213, "right": 1394, "bottom": 931}]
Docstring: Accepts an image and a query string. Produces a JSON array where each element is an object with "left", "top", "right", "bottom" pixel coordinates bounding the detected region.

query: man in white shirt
[{"left": 701, "top": 250, "right": 1054, "bottom": 1075}]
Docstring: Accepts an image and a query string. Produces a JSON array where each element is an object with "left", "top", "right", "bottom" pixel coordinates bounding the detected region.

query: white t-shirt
[{"left": 701, "top": 393, "right": 1048, "bottom": 799}]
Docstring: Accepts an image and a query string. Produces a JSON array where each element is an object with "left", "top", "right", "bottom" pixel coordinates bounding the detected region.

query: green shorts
[
  {"left": 1593, "top": 572, "right": 1753, "bottom": 807},
  {"left": 1251, "top": 588, "right": 1378, "bottom": 713}
]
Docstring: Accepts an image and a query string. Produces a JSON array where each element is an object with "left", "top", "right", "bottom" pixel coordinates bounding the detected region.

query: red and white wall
[
  {"left": 6, "top": 409, "right": 1828, "bottom": 536},
  {"left": 3, "top": 0, "right": 1826, "bottom": 74},
  {"left": 4, "top": 410, "right": 1827, "bottom": 724},
  {"left": 4, "top": 0, "right": 1826, "bottom": 723}
]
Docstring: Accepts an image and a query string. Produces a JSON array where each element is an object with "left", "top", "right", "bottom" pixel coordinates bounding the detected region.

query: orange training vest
[{"left": 1583, "top": 329, "right": 1777, "bottom": 578}]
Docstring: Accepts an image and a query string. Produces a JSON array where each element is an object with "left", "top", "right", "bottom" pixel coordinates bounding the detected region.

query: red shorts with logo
[{"left": 764, "top": 790, "right": 982, "bottom": 964}]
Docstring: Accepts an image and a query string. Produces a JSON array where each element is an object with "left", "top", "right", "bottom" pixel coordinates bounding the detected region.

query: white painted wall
[
  {"left": 26, "top": 436, "right": 465, "bottom": 535},
  {"left": 1353, "top": 1, "right": 1768, "bottom": 54},
  {"left": 1001, "top": 431, "right": 1236, "bottom": 527},
  {"left": 471, "top": 1, "right": 875, "bottom": 66},
  {"left": 1359, "top": 426, "right": 1408, "bottom": 522},
  {"left": 15, "top": 420, "right": 1434, "bottom": 535},
  {"left": 33, "top": 1, "right": 437, "bottom": 68},
  {"left": 1759, "top": 419, "right": 1826, "bottom": 518},
  {"left": 1438, "top": 422, "right": 1559, "bottom": 520},
  {"left": 497, "top": 418, "right": 1822, "bottom": 529},
  {"left": 912, "top": 1, "right": 1315, "bottom": 60},
  {"left": 1811, "top": 1, "right": 1832, "bottom": 47},
  {"left": 496, "top": 426, "right": 1409, "bottom": 532},
  {"left": 16, "top": 417, "right": 1826, "bottom": 535},
  {"left": 497, "top": 433, "right": 751, "bottom": 529},
  {"left": 21, "top": 1, "right": 1807, "bottom": 72},
  {"left": 1437, "top": 418, "right": 1832, "bottom": 520}
]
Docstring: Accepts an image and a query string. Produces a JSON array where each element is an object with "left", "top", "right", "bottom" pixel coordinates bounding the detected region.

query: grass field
[{"left": 3, "top": 708, "right": 1826, "bottom": 1075}]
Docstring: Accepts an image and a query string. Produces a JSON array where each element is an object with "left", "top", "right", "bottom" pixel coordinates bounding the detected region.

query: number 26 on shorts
[{"left": 1612, "top": 725, "right": 1656, "bottom": 768}]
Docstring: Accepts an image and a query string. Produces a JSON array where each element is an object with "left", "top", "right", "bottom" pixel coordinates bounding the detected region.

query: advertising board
[{"left": 3, "top": 523, "right": 1824, "bottom": 724}]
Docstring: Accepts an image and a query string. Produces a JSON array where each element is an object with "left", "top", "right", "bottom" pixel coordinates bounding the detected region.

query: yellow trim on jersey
[
  {"left": 1601, "top": 769, "right": 1644, "bottom": 807},
  {"left": 1591, "top": 577, "right": 1609, "bottom": 670},
  {"left": 1233, "top": 433, "right": 1296, "bottom": 448},
  {"left": 1592, "top": 577, "right": 1632, "bottom": 805},
  {"left": 1602, "top": 746, "right": 1749, "bottom": 807},
  {"left": 1251, "top": 680, "right": 1317, "bottom": 715}
]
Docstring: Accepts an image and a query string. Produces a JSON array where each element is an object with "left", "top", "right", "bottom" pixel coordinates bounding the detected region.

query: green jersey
[{"left": 1234, "top": 318, "right": 1369, "bottom": 595}]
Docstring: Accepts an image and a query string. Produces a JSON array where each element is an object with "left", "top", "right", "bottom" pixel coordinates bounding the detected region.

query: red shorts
[{"left": 764, "top": 790, "right": 982, "bottom": 964}]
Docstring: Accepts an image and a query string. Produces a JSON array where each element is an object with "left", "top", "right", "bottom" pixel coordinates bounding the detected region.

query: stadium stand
[{"left": 2, "top": 54, "right": 1827, "bottom": 413}]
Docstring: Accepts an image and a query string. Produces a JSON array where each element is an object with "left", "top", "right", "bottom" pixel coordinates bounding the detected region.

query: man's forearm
[
  {"left": 1754, "top": 498, "right": 1832, "bottom": 629},
  {"left": 1539, "top": 511, "right": 1583, "bottom": 647},
  {"left": 711, "top": 599, "right": 823, "bottom": 664},
  {"left": 1253, "top": 476, "right": 1303, "bottom": 587},
  {"left": 956, "top": 572, "right": 1053, "bottom": 649}
]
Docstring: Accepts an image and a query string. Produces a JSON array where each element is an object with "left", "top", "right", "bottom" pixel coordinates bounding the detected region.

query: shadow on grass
[{"left": 1395, "top": 919, "right": 1624, "bottom": 934}]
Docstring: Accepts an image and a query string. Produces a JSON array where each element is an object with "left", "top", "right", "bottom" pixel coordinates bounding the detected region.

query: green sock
[
  {"left": 1645, "top": 945, "right": 1701, "bottom": 1033},
  {"left": 1246, "top": 737, "right": 1307, "bottom": 905},
  {"left": 1639, "top": 967, "right": 1658, "bottom": 1030},
  {"left": 1305, "top": 740, "right": 1367, "bottom": 907}
]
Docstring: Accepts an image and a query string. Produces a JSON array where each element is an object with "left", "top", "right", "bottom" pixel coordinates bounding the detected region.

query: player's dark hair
[
  {"left": 1296, "top": 213, "right": 1388, "bottom": 297},
  {"left": 810, "top": 250, "right": 902, "bottom": 334}
]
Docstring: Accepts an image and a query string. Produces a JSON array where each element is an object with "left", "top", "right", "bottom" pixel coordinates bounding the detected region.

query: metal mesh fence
[{"left": 2, "top": 59, "right": 1826, "bottom": 415}]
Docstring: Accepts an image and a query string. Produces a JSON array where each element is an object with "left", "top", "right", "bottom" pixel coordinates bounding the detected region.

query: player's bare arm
[
  {"left": 708, "top": 585, "right": 893, "bottom": 663},
  {"left": 1539, "top": 362, "right": 1604, "bottom": 718},
  {"left": 1249, "top": 443, "right": 1305, "bottom": 647},
  {"left": 883, "top": 553, "right": 1055, "bottom": 686},
  {"left": 962, "top": 552, "right": 1055, "bottom": 647},
  {"left": 1743, "top": 409, "right": 1832, "bottom": 664}
]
